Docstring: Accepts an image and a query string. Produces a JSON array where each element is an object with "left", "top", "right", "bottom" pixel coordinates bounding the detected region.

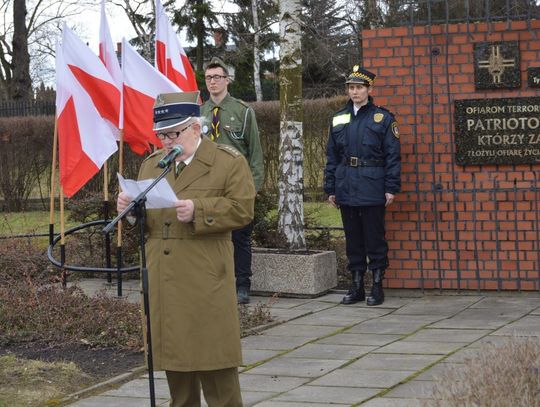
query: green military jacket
[{"left": 201, "top": 93, "right": 264, "bottom": 191}]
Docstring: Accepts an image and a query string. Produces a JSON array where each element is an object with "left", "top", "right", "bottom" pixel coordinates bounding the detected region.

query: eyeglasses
[
  {"left": 205, "top": 74, "right": 227, "bottom": 82},
  {"left": 156, "top": 124, "right": 193, "bottom": 140}
]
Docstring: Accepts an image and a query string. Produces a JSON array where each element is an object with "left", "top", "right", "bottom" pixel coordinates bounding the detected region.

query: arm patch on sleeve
[
  {"left": 391, "top": 121, "right": 400, "bottom": 139},
  {"left": 332, "top": 113, "right": 351, "bottom": 127}
]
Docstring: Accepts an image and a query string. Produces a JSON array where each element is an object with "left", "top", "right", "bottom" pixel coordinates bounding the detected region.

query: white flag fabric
[{"left": 55, "top": 40, "right": 118, "bottom": 197}]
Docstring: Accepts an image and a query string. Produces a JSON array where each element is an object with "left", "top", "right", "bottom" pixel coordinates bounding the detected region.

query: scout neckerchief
[{"left": 211, "top": 106, "right": 220, "bottom": 141}]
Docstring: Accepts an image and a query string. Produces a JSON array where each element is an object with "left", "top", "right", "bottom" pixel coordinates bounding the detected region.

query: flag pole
[
  {"left": 49, "top": 117, "right": 59, "bottom": 245},
  {"left": 59, "top": 185, "right": 67, "bottom": 288},
  {"left": 103, "top": 160, "right": 113, "bottom": 282},
  {"left": 116, "top": 130, "right": 124, "bottom": 297}
]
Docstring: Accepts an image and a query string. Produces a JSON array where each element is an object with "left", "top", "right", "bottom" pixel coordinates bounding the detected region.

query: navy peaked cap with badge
[
  {"left": 153, "top": 91, "right": 201, "bottom": 131},
  {"left": 345, "top": 65, "right": 376, "bottom": 86}
]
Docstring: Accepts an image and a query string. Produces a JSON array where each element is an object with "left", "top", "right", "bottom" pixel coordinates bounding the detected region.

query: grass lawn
[{"left": 0, "top": 211, "right": 75, "bottom": 236}]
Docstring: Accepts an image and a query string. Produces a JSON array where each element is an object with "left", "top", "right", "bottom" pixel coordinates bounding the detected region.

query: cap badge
[
  {"left": 374, "top": 113, "right": 384, "bottom": 123},
  {"left": 156, "top": 94, "right": 164, "bottom": 105},
  {"left": 353, "top": 65, "right": 359, "bottom": 72}
]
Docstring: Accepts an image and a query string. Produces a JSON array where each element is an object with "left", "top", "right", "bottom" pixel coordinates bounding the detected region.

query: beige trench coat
[{"left": 138, "top": 137, "right": 255, "bottom": 372}]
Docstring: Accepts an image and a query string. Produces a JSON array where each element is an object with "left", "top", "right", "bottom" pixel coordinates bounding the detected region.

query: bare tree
[
  {"left": 109, "top": 0, "right": 154, "bottom": 61},
  {"left": 251, "top": 0, "right": 262, "bottom": 101},
  {"left": 0, "top": 0, "right": 89, "bottom": 100},
  {"left": 11, "top": 0, "right": 31, "bottom": 100},
  {"left": 278, "top": 0, "right": 305, "bottom": 250}
]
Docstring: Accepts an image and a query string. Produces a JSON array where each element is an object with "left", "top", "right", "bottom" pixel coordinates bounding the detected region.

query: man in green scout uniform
[
  {"left": 117, "top": 91, "right": 255, "bottom": 406},
  {"left": 201, "top": 57, "right": 264, "bottom": 304},
  {"left": 324, "top": 65, "right": 401, "bottom": 306}
]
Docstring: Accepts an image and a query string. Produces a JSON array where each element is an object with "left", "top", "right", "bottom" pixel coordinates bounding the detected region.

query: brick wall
[{"left": 362, "top": 20, "right": 540, "bottom": 291}]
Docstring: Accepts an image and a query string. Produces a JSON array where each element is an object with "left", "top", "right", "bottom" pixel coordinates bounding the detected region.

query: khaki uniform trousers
[{"left": 166, "top": 367, "right": 243, "bottom": 407}]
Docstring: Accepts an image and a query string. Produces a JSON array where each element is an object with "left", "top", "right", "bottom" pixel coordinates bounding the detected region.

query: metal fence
[{"left": 0, "top": 100, "right": 55, "bottom": 117}]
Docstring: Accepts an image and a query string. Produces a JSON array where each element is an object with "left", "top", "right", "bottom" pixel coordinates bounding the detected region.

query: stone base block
[{"left": 251, "top": 249, "right": 337, "bottom": 298}]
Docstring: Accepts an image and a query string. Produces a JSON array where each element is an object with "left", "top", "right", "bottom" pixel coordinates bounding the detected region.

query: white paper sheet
[{"left": 117, "top": 173, "right": 178, "bottom": 209}]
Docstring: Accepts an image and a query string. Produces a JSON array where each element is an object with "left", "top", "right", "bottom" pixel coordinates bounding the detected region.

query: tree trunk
[
  {"left": 11, "top": 0, "right": 32, "bottom": 100},
  {"left": 278, "top": 0, "right": 305, "bottom": 250},
  {"left": 251, "top": 0, "right": 263, "bottom": 101}
]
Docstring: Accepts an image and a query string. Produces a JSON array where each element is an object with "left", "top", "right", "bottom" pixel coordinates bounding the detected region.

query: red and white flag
[
  {"left": 55, "top": 41, "right": 118, "bottom": 198},
  {"left": 99, "top": 0, "right": 122, "bottom": 90},
  {"left": 155, "top": 0, "right": 198, "bottom": 92},
  {"left": 62, "top": 24, "right": 121, "bottom": 129},
  {"left": 122, "top": 38, "right": 181, "bottom": 155}
]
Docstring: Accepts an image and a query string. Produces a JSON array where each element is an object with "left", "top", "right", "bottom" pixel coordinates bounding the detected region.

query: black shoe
[
  {"left": 237, "top": 287, "right": 250, "bottom": 304},
  {"left": 366, "top": 269, "right": 385, "bottom": 306},
  {"left": 341, "top": 270, "right": 365, "bottom": 305}
]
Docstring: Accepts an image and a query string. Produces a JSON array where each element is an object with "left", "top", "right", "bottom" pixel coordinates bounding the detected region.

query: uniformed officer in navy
[
  {"left": 201, "top": 57, "right": 264, "bottom": 304},
  {"left": 324, "top": 65, "right": 401, "bottom": 306}
]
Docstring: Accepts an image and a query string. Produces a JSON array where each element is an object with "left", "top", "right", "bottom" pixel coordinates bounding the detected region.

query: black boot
[
  {"left": 366, "top": 269, "right": 385, "bottom": 306},
  {"left": 341, "top": 270, "right": 365, "bottom": 304}
]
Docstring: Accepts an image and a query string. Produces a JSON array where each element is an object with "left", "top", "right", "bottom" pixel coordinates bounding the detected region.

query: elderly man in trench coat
[{"left": 117, "top": 91, "right": 255, "bottom": 407}]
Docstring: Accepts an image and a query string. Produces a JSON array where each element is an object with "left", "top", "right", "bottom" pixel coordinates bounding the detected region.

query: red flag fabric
[
  {"left": 62, "top": 24, "right": 121, "bottom": 129},
  {"left": 155, "top": 0, "right": 198, "bottom": 92},
  {"left": 55, "top": 41, "right": 118, "bottom": 198},
  {"left": 122, "top": 38, "right": 181, "bottom": 155}
]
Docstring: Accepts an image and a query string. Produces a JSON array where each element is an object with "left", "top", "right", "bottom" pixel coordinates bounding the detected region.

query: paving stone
[
  {"left": 414, "top": 362, "right": 463, "bottom": 381},
  {"left": 403, "top": 328, "right": 490, "bottom": 343},
  {"left": 282, "top": 343, "right": 374, "bottom": 360},
  {"left": 255, "top": 402, "right": 346, "bottom": 407},
  {"left": 239, "top": 375, "right": 309, "bottom": 393},
  {"left": 442, "top": 347, "right": 482, "bottom": 363},
  {"left": 243, "top": 357, "right": 346, "bottom": 378},
  {"left": 102, "top": 378, "right": 170, "bottom": 398},
  {"left": 361, "top": 398, "right": 427, "bottom": 407},
  {"left": 310, "top": 369, "right": 415, "bottom": 388},
  {"left": 266, "top": 298, "right": 315, "bottom": 309},
  {"left": 265, "top": 308, "right": 312, "bottom": 322},
  {"left": 287, "top": 307, "right": 387, "bottom": 327},
  {"left": 273, "top": 385, "right": 380, "bottom": 404},
  {"left": 70, "top": 396, "right": 169, "bottom": 406},
  {"left": 373, "top": 340, "right": 467, "bottom": 355},
  {"left": 348, "top": 315, "right": 443, "bottom": 335},
  {"left": 317, "top": 293, "right": 346, "bottom": 304},
  {"left": 242, "top": 349, "right": 282, "bottom": 366},
  {"left": 467, "top": 335, "right": 520, "bottom": 348},
  {"left": 393, "top": 296, "right": 482, "bottom": 316},
  {"left": 384, "top": 380, "right": 436, "bottom": 399},
  {"left": 430, "top": 308, "right": 526, "bottom": 329},
  {"left": 317, "top": 332, "right": 402, "bottom": 346},
  {"left": 263, "top": 324, "right": 341, "bottom": 338},
  {"left": 241, "top": 335, "right": 313, "bottom": 351},
  {"left": 346, "top": 353, "right": 440, "bottom": 371},
  {"left": 471, "top": 296, "right": 540, "bottom": 311},
  {"left": 492, "top": 316, "right": 540, "bottom": 336},
  {"left": 289, "top": 301, "right": 337, "bottom": 312},
  {"left": 241, "top": 391, "right": 277, "bottom": 406}
]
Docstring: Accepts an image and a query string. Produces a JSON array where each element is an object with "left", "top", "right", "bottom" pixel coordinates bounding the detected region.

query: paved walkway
[{"left": 67, "top": 279, "right": 540, "bottom": 406}]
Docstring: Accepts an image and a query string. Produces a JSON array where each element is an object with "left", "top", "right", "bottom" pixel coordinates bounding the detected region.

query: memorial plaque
[
  {"left": 528, "top": 67, "right": 540, "bottom": 88},
  {"left": 474, "top": 41, "right": 520, "bottom": 89},
  {"left": 455, "top": 97, "right": 540, "bottom": 165}
]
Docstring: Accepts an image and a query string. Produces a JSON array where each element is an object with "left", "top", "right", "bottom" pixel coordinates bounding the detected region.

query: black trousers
[
  {"left": 339, "top": 205, "right": 389, "bottom": 272},
  {"left": 232, "top": 221, "right": 254, "bottom": 289}
]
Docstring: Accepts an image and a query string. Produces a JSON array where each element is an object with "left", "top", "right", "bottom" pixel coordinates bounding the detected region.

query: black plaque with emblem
[
  {"left": 474, "top": 41, "right": 520, "bottom": 89},
  {"left": 528, "top": 67, "right": 540, "bottom": 88},
  {"left": 455, "top": 97, "right": 540, "bottom": 165}
]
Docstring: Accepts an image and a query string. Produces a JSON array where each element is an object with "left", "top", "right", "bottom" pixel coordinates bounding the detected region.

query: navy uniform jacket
[{"left": 324, "top": 97, "right": 401, "bottom": 206}]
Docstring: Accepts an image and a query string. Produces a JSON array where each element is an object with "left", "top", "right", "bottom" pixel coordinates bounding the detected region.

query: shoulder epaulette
[
  {"left": 217, "top": 144, "right": 241, "bottom": 157},
  {"left": 376, "top": 105, "right": 394, "bottom": 115},
  {"left": 143, "top": 149, "right": 163, "bottom": 162},
  {"left": 226, "top": 95, "right": 249, "bottom": 109}
]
